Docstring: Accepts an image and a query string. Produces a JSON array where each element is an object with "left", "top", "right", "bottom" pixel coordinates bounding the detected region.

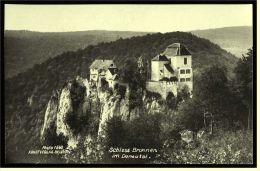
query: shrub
[
  {"left": 176, "top": 98, "right": 204, "bottom": 133},
  {"left": 158, "top": 129, "right": 253, "bottom": 164},
  {"left": 65, "top": 111, "right": 89, "bottom": 135},
  {"left": 159, "top": 77, "right": 169, "bottom": 81},
  {"left": 115, "top": 84, "right": 127, "bottom": 99},
  {"left": 177, "top": 85, "right": 191, "bottom": 102},
  {"left": 41, "top": 122, "right": 68, "bottom": 148},
  {"left": 166, "top": 92, "right": 177, "bottom": 110},
  {"left": 102, "top": 114, "right": 162, "bottom": 164},
  {"left": 70, "top": 79, "right": 86, "bottom": 109},
  {"left": 169, "top": 76, "right": 178, "bottom": 82},
  {"left": 146, "top": 90, "right": 162, "bottom": 100}
]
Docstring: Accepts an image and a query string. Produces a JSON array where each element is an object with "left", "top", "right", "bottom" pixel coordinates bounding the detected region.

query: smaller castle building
[
  {"left": 146, "top": 43, "right": 193, "bottom": 99},
  {"left": 89, "top": 59, "right": 118, "bottom": 89}
]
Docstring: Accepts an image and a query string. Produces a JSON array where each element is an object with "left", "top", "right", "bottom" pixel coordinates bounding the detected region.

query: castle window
[
  {"left": 186, "top": 78, "right": 191, "bottom": 82},
  {"left": 184, "top": 58, "right": 187, "bottom": 65},
  {"left": 180, "top": 78, "right": 185, "bottom": 82},
  {"left": 186, "top": 69, "right": 190, "bottom": 74},
  {"left": 180, "top": 69, "right": 185, "bottom": 74}
]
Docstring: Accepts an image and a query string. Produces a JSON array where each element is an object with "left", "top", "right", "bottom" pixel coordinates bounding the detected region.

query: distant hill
[
  {"left": 5, "top": 26, "right": 251, "bottom": 78},
  {"left": 191, "top": 26, "right": 252, "bottom": 57},
  {"left": 4, "top": 30, "right": 151, "bottom": 78}
]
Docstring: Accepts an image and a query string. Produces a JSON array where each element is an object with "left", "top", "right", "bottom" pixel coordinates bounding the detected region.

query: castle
[
  {"left": 146, "top": 43, "right": 193, "bottom": 99},
  {"left": 89, "top": 59, "right": 119, "bottom": 89},
  {"left": 89, "top": 43, "right": 193, "bottom": 99}
]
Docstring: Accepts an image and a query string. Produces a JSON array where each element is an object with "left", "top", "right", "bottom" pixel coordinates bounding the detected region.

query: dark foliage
[
  {"left": 177, "top": 85, "right": 191, "bottom": 103},
  {"left": 145, "top": 90, "right": 162, "bottom": 100},
  {"left": 5, "top": 30, "right": 150, "bottom": 78},
  {"left": 166, "top": 92, "right": 177, "bottom": 110},
  {"left": 105, "top": 114, "right": 162, "bottom": 148},
  {"left": 103, "top": 114, "right": 161, "bottom": 164},
  {"left": 70, "top": 79, "right": 86, "bottom": 109},
  {"left": 65, "top": 111, "right": 89, "bottom": 136},
  {"left": 169, "top": 76, "right": 178, "bottom": 82},
  {"left": 177, "top": 98, "right": 204, "bottom": 132},
  {"left": 100, "top": 78, "right": 109, "bottom": 88},
  {"left": 234, "top": 48, "right": 253, "bottom": 106},
  {"left": 114, "top": 84, "right": 127, "bottom": 99},
  {"left": 119, "top": 59, "right": 146, "bottom": 110},
  {"left": 159, "top": 76, "right": 178, "bottom": 82},
  {"left": 193, "top": 65, "right": 232, "bottom": 118},
  {"left": 234, "top": 48, "right": 253, "bottom": 129}
]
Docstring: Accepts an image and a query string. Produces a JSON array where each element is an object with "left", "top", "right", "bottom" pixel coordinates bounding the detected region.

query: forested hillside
[
  {"left": 5, "top": 26, "right": 251, "bottom": 78},
  {"left": 5, "top": 31, "right": 242, "bottom": 163},
  {"left": 5, "top": 30, "right": 150, "bottom": 78}
]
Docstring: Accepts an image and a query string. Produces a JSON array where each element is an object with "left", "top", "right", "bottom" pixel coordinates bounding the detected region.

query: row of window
[
  {"left": 180, "top": 69, "right": 191, "bottom": 74},
  {"left": 180, "top": 78, "right": 191, "bottom": 82}
]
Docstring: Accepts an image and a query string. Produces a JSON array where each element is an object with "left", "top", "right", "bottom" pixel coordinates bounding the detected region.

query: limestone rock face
[
  {"left": 56, "top": 82, "right": 79, "bottom": 148},
  {"left": 41, "top": 77, "right": 89, "bottom": 149},
  {"left": 56, "top": 83, "right": 73, "bottom": 137},
  {"left": 97, "top": 90, "right": 129, "bottom": 138},
  {"left": 41, "top": 74, "right": 172, "bottom": 158},
  {"left": 41, "top": 76, "right": 131, "bottom": 149},
  {"left": 40, "top": 90, "right": 60, "bottom": 141}
]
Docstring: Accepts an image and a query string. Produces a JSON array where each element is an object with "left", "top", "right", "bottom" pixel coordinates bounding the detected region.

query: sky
[{"left": 5, "top": 4, "right": 252, "bottom": 33}]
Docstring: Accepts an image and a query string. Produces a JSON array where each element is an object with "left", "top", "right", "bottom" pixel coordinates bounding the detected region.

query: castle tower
[{"left": 163, "top": 43, "right": 193, "bottom": 91}]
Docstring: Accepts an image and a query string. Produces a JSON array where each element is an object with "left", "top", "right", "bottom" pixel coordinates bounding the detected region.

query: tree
[
  {"left": 177, "top": 98, "right": 204, "bottom": 133},
  {"left": 234, "top": 48, "right": 253, "bottom": 129},
  {"left": 103, "top": 115, "right": 161, "bottom": 164},
  {"left": 119, "top": 59, "right": 146, "bottom": 111},
  {"left": 177, "top": 85, "right": 191, "bottom": 103},
  {"left": 166, "top": 92, "right": 177, "bottom": 110},
  {"left": 193, "top": 65, "right": 232, "bottom": 121},
  {"left": 119, "top": 59, "right": 138, "bottom": 84}
]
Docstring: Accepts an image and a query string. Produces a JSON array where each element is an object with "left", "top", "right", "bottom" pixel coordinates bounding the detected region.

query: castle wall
[
  {"left": 170, "top": 55, "right": 192, "bottom": 69},
  {"left": 146, "top": 81, "right": 178, "bottom": 99},
  {"left": 151, "top": 61, "right": 160, "bottom": 81}
]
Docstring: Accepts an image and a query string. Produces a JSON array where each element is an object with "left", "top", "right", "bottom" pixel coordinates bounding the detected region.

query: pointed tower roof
[
  {"left": 163, "top": 43, "right": 191, "bottom": 56},
  {"left": 152, "top": 54, "right": 169, "bottom": 61}
]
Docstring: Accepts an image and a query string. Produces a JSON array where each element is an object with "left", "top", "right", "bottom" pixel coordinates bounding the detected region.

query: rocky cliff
[{"left": 40, "top": 76, "right": 164, "bottom": 163}]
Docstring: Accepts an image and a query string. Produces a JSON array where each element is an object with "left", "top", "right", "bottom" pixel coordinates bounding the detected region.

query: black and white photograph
[{"left": 1, "top": 1, "right": 256, "bottom": 167}]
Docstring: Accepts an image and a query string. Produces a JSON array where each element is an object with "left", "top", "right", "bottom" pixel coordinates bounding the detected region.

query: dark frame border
[{"left": 0, "top": 0, "right": 257, "bottom": 168}]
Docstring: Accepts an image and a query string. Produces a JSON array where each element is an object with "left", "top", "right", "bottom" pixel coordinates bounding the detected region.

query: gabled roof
[
  {"left": 152, "top": 54, "right": 169, "bottom": 61},
  {"left": 89, "top": 59, "right": 116, "bottom": 69},
  {"left": 163, "top": 43, "right": 191, "bottom": 56},
  {"left": 107, "top": 68, "right": 117, "bottom": 75},
  {"left": 164, "top": 64, "right": 174, "bottom": 73}
]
